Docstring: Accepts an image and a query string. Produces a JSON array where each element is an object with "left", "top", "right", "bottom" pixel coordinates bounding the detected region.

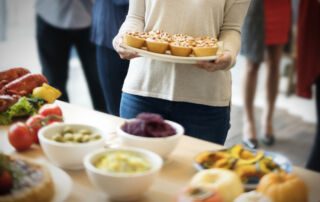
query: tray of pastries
[{"left": 122, "top": 30, "right": 223, "bottom": 64}]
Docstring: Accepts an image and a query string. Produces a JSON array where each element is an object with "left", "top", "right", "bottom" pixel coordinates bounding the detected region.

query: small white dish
[
  {"left": 84, "top": 147, "right": 163, "bottom": 201},
  {"left": 117, "top": 119, "right": 184, "bottom": 159},
  {"left": 39, "top": 123, "right": 107, "bottom": 170}
]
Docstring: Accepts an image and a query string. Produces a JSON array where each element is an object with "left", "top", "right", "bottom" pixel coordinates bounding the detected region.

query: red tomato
[
  {"left": 26, "top": 114, "right": 45, "bottom": 144},
  {"left": 45, "top": 115, "right": 63, "bottom": 125},
  {"left": 0, "top": 170, "right": 13, "bottom": 194},
  {"left": 38, "top": 104, "right": 63, "bottom": 117},
  {"left": 8, "top": 122, "right": 34, "bottom": 151}
]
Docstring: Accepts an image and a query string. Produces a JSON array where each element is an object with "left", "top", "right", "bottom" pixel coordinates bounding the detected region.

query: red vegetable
[
  {"left": 38, "top": 104, "right": 63, "bottom": 117},
  {"left": 26, "top": 114, "right": 45, "bottom": 144},
  {"left": 8, "top": 122, "right": 33, "bottom": 151}
]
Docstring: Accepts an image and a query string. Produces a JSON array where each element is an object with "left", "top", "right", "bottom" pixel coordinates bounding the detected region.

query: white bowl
[
  {"left": 84, "top": 147, "right": 163, "bottom": 201},
  {"left": 116, "top": 120, "right": 184, "bottom": 158},
  {"left": 38, "top": 123, "right": 106, "bottom": 170}
]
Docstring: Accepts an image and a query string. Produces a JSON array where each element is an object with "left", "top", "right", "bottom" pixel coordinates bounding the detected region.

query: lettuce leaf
[{"left": 8, "top": 97, "right": 36, "bottom": 117}]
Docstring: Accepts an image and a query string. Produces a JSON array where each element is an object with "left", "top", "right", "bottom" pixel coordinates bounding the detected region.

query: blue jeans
[
  {"left": 120, "top": 93, "right": 231, "bottom": 144},
  {"left": 96, "top": 46, "right": 129, "bottom": 116}
]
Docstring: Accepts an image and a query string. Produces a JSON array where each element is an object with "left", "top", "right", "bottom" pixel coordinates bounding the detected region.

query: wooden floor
[{"left": 225, "top": 105, "right": 316, "bottom": 167}]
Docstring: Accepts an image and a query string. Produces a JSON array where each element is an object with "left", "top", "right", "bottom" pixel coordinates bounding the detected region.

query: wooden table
[{"left": 1, "top": 101, "right": 320, "bottom": 202}]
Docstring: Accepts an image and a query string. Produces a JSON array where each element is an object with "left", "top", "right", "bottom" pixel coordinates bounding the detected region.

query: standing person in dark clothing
[
  {"left": 91, "top": 0, "right": 129, "bottom": 116},
  {"left": 36, "top": 0, "right": 106, "bottom": 112},
  {"left": 296, "top": 0, "right": 320, "bottom": 172}
]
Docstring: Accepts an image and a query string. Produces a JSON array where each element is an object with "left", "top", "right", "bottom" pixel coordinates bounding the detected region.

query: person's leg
[
  {"left": 243, "top": 59, "right": 261, "bottom": 148},
  {"left": 306, "top": 78, "right": 320, "bottom": 172},
  {"left": 261, "top": 45, "right": 283, "bottom": 145},
  {"left": 120, "top": 93, "right": 170, "bottom": 119},
  {"left": 72, "top": 27, "right": 106, "bottom": 112},
  {"left": 96, "top": 46, "right": 129, "bottom": 116},
  {"left": 171, "top": 102, "right": 230, "bottom": 145},
  {"left": 36, "top": 16, "right": 71, "bottom": 102}
]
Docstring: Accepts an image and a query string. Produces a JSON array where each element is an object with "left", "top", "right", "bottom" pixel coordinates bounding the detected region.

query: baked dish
[
  {"left": 193, "top": 36, "right": 219, "bottom": 57},
  {"left": 124, "top": 31, "right": 219, "bottom": 57},
  {"left": 0, "top": 154, "right": 54, "bottom": 202},
  {"left": 124, "top": 31, "right": 148, "bottom": 48},
  {"left": 146, "top": 31, "right": 171, "bottom": 54},
  {"left": 170, "top": 34, "right": 194, "bottom": 56}
]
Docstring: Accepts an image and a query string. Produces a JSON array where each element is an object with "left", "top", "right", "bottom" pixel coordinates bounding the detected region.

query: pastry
[
  {"left": 170, "top": 34, "right": 194, "bottom": 56},
  {"left": 193, "top": 36, "right": 219, "bottom": 57},
  {"left": 146, "top": 31, "right": 171, "bottom": 54},
  {"left": 124, "top": 32, "right": 148, "bottom": 48},
  {"left": 0, "top": 154, "right": 54, "bottom": 202}
]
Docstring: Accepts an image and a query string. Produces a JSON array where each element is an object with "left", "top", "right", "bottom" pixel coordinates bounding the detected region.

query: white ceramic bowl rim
[
  {"left": 84, "top": 147, "right": 163, "bottom": 178},
  {"left": 38, "top": 123, "right": 106, "bottom": 148},
  {"left": 117, "top": 119, "right": 184, "bottom": 140}
]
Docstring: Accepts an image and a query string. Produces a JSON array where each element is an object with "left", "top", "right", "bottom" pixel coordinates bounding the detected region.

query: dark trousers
[
  {"left": 306, "top": 78, "right": 320, "bottom": 172},
  {"left": 36, "top": 16, "right": 106, "bottom": 112},
  {"left": 96, "top": 46, "right": 129, "bottom": 116}
]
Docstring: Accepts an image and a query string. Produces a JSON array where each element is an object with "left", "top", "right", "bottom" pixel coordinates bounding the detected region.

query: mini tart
[
  {"left": 146, "top": 37, "right": 170, "bottom": 54},
  {"left": 0, "top": 156, "right": 54, "bottom": 202},
  {"left": 193, "top": 37, "right": 219, "bottom": 57},
  {"left": 124, "top": 32, "right": 148, "bottom": 49},
  {"left": 170, "top": 42, "right": 193, "bottom": 57}
]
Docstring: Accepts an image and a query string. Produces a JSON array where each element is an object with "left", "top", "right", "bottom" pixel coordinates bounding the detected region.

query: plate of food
[
  {"left": 49, "top": 164, "right": 73, "bottom": 202},
  {"left": 0, "top": 67, "right": 62, "bottom": 125},
  {"left": 0, "top": 153, "right": 72, "bottom": 202},
  {"left": 193, "top": 144, "right": 292, "bottom": 190},
  {"left": 121, "top": 30, "right": 223, "bottom": 64}
]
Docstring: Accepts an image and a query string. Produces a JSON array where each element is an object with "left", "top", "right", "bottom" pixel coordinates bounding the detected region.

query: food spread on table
[
  {"left": 50, "top": 127, "right": 101, "bottom": 143},
  {"left": 124, "top": 30, "right": 219, "bottom": 57},
  {"left": 94, "top": 151, "right": 151, "bottom": 174},
  {"left": 122, "top": 113, "right": 176, "bottom": 138},
  {"left": 0, "top": 153, "right": 54, "bottom": 202},
  {"left": 0, "top": 68, "right": 313, "bottom": 201}
]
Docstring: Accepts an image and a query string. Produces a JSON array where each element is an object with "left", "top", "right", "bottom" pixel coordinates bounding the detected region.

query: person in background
[
  {"left": 113, "top": 0, "right": 250, "bottom": 144},
  {"left": 296, "top": 0, "right": 320, "bottom": 172},
  {"left": 241, "top": 0, "right": 291, "bottom": 149},
  {"left": 35, "top": 0, "right": 106, "bottom": 112},
  {"left": 91, "top": 0, "right": 129, "bottom": 116}
]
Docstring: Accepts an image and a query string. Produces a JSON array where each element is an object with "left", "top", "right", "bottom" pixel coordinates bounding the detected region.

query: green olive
[
  {"left": 63, "top": 133, "right": 74, "bottom": 141},
  {"left": 79, "top": 129, "right": 92, "bottom": 135},
  {"left": 62, "top": 127, "right": 74, "bottom": 134},
  {"left": 52, "top": 134, "right": 63, "bottom": 142}
]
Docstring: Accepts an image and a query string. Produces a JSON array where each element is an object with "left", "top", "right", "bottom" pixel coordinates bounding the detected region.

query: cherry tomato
[
  {"left": 8, "top": 122, "right": 33, "bottom": 151},
  {"left": 0, "top": 170, "right": 13, "bottom": 195},
  {"left": 38, "top": 104, "right": 63, "bottom": 117},
  {"left": 26, "top": 114, "right": 45, "bottom": 144},
  {"left": 45, "top": 115, "right": 63, "bottom": 125}
]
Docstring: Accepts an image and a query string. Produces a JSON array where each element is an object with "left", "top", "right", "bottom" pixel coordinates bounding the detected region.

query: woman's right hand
[{"left": 113, "top": 35, "right": 139, "bottom": 60}]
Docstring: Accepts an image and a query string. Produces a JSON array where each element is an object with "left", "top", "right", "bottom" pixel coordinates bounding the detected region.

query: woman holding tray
[{"left": 113, "top": 0, "right": 250, "bottom": 144}]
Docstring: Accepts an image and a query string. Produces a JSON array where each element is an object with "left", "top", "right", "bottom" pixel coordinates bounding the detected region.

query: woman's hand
[
  {"left": 113, "top": 35, "right": 139, "bottom": 60},
  {"left": 196, "top": 51, "right": 234, "bottom": 72}
]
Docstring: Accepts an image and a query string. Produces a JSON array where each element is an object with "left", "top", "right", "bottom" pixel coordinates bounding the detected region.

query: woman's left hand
[{"left": 196, "top": 51, "right": 233, "bottom": 72}]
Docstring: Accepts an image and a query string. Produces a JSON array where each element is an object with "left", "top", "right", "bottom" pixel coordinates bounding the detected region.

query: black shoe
[
  {"left": 242, "top": 138, "right": 259, "bottom": 149},
  {"left": 261, "top": 135, "right": 275, "bottom": 146}
]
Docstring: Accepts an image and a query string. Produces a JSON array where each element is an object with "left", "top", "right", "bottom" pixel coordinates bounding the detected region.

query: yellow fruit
[
  {"left": 257, "top": 172, "right": 308, "bottom": 202},
  {"left": 32, "top": 83, "right": 61, "bottom": 103}
]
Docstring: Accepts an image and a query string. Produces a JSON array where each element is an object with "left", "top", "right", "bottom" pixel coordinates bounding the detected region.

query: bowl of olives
[{"left": 38, "top": 123, "right": 106, "bottom": 170}]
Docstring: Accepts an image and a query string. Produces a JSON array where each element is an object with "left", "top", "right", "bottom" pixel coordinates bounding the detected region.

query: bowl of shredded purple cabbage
[{"left": 117, "top": 113, "right": 184, "bottom": 158}]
